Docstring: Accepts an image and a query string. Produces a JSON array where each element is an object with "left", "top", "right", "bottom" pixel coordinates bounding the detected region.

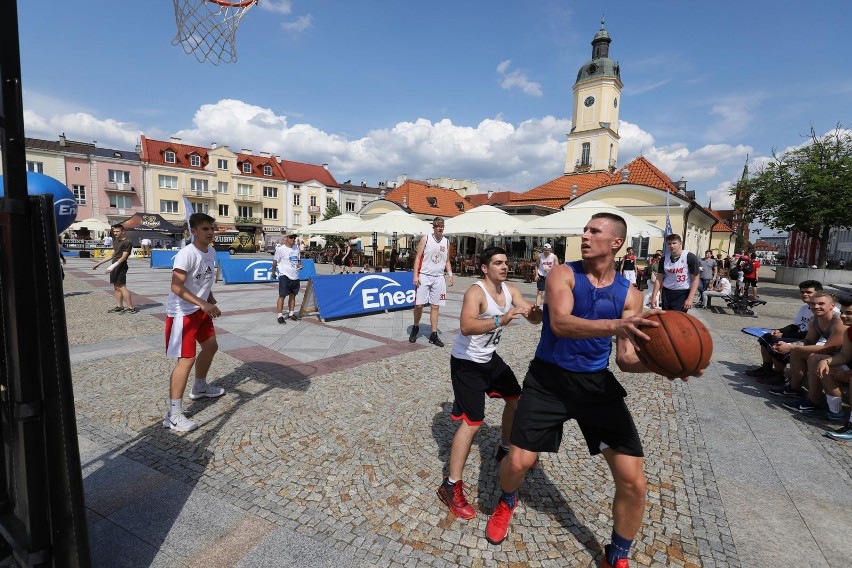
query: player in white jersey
[
  {"left": 410, "top": 217, "right": 455, "bottom": 346},
  {"left": 534, "top": 243, "right": 558, "bottom": 306},
  {"left": 650, "top": 233, "right": 700, "bottom": 312},
  {"left": 163, "top": 213, "right": 225, "bottom": 432},
  {"left": 437, "top": 246, "right": 542, "bottom": 520}
]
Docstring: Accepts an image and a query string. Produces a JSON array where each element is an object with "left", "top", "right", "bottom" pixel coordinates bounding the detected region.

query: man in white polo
[{"left": 534, "top": 243, "right": 558, "bottom": 306}]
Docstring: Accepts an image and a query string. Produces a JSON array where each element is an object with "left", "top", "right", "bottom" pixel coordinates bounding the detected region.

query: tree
[
  {"left": 735, "top": 126, "right": 852, "bottom": 267},
  {"left": 321, "top": 199, "right": 346, "bottom": 246}
]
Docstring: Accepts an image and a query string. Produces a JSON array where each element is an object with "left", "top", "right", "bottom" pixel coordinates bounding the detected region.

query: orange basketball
[{"left": 635, "top": 311, "right": 713, "bottom": 378}]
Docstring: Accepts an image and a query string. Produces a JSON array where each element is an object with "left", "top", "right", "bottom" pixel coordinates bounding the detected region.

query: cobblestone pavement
[{"left": 64, "top": 259, "right": 852, "bottom": 567}]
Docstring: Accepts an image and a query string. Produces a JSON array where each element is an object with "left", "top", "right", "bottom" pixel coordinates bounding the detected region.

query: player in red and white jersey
[{"left": 410, "top": 217, "right": 454, "bottom": 346}]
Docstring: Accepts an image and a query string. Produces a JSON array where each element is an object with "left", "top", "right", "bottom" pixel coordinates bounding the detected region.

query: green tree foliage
[
  {"left": 736, "top": 126, "right": 852, "bottom": 267},
  {"left": 321, "top": 199, "right": 346, "bottom": 246}
]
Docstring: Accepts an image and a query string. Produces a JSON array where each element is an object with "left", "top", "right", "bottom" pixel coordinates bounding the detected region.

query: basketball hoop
[{"left": 172, "top": 0, "right": 258, "bottom": 65}]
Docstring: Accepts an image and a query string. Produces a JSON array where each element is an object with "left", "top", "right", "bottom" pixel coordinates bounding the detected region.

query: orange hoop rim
[{"left": 208, "top": 0, "right": 257, "bottom": 7}]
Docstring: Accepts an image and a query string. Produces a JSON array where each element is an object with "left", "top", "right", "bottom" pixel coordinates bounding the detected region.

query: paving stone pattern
[{"left": 63, "top": 258, "right": 852, "bottom": 566}]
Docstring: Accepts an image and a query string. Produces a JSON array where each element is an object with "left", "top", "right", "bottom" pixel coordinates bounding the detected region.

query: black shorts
[
  {"left": 661, "top": 288, "right": 690, "bottom": 312},
  {"left": 758, "top": 332, "right": 793, "bottom": 364},
  {"left": 278, "top": 275, "right": 300, "bottom": 296},
  {"left": 450, "top": 353, "right": 521, "bottom": 426},
  {"left": 333, "top": 256, "right": 343, "bottom": 266},
  {"left": 510, "top": 357, "right": 644, "bottom": 457},
  {"left": 744, "top": 276, "right": 758, "bottom": 286},
  {"left": 536, "top": 276, "right": 547, "bottom": 292},
  {"left": 109, "top": 264, "right": 128, "bottom": 286}
]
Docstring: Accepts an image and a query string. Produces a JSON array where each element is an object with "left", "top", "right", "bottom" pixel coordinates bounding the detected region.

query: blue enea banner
[
  {"left": 218, "top": 258, "right": 316, "bottom": 284},
  {"left": 310, "top": 272, "right": 415, "bottom": 319}
]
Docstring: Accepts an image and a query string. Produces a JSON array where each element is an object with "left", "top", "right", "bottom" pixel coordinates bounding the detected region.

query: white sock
[
  {"left": 169, "top": 399, "right": 182, "bottom": 416},
  {"left": 288, "top": 311, "right": 294, "bottom": 316},
  {"left": 279, "top": 312, "right": 285, "bottom": 317},
  {"left": 447, "top": 477, "right": 458, "bottom": 485},
  {"left": 193, "top": 378, "right": 207, "bottom": 393},
  {"left": 826, "top": 395, "right": 843, "bottom": 414}
]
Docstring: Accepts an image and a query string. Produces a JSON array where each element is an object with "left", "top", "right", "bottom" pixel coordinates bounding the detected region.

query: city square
[{"left": 66, "top": 257, "right": 851, "bottom": 567}]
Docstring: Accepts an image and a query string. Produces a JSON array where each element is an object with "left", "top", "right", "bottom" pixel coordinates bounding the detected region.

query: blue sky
[{"left": 16, "top": 1, "right": 852, "bottom": 227}]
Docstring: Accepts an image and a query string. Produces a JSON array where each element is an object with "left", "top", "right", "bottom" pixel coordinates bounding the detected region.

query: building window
[
  {"left": 217, "top": 181, "right": 228, "bottom": 194},
  {"left": 631, "top": 236, "right": 650, "bottom": 259},
  {"left": 217, "top": 159, "right": 229, "bottom": 170},
  {"left": 310, "top": 195, "right": 317, "bottom": 206},
  {"left": 26, "top": 161, "right": 44, "bottom": 173},
  {"left": 263, "top": 164, "right": 273, "bottom": 176},
  {"left": 581, "top": 143, "right": 591, "bottom": 166},
  {"left": 191, "top": 202, "right": 209, "bottom": 214},
  {"left": 327, "top": 198, "right": 335, "bottom": 208},
  {"left": 108, "top": 169, "right": 131, "bottom": 184},
  {"left": 218, "top": 204, "right": 229, "bottom": 217},
  {"left": 345, "top": 201, "right": 356, "bottom": 212},
  {"left": 74, "top": 166, "right": 81, "bottom": 172},
  {"left": 159, "top": 175, "right": 178, "bottom": 189},
  {"left": 242, "top": 162, "right": 252, "bottom": 174},
  {"left": 190, "top": 178, "right": 208, "bottom": 192},
  {"left": 263, "top": 208, "right": 278, "bottom": 220},
  {"left": 293, "top": 212, "right": 301, "bottom": 225},
  {"left": 190, "top": 155, "right": 201, "bottom": 167},
  {"left": 110, "top": 194, "right": 132, "bottom": 209},
  {"left": 164, "top": 151, "right": 176, "bottom": 164},
  {"left": 263, "top": 186, "right": 278, "bottom": 198},
  {"left": 237, "top": 183, "right": 253, "bottom": 198},
  {"left": 72, "top": 184, "right": 86, "bottom": 205},
  {"left": 310, "top": 214, "right": 317, "bottom": 225},
  {"left": 237, "top": 206, "right": 253, "bottom": 218},
  {"left": 293, "top": 193, "right": 301, "bottom": 206},
  {"left": 160, "top": 200, "right": 179, "bottom": 214},
  {"left": 293, "top": 184, "right": 301, "bottom": 190}
]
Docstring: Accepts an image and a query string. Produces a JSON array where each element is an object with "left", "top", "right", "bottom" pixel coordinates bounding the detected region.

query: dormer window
[
  {"left": 455, "top": 201, "right": 465, "bottom": 212},
  {"left": 263, "top": 164, "right": 272, "bottom": 176},
  {"left": 164, "top": 150, "right": 176, "bottom": 164},
  {"left": 426, "top": 196, "right": 438, "bottom": 208},
  {"left": 190, "top": 154, "right": 201, "bottom": 167},
  {"left": 242, "top": 162, "right": 252, "bottom": 174}
]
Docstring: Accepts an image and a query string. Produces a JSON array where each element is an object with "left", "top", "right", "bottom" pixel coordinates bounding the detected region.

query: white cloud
[
  {"left": 259, "top": 0, "right": 293, "bottom": 15},
  {"left": 496, "top": 60, "right": 543, "bottom": 97},
  {"left": 282, "top": 14, "right": 312, "bottom": 33},
  {"left": 23, "top": 109, "right": 141, "bottom": 149},
  {"left": 704, "top": 94, "right": 764, "bottom": 142}
]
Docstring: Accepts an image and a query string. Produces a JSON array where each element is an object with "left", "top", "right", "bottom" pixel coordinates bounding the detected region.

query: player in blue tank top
[{"left": 485, "top": 213, "right": 703, "bottom": 567}]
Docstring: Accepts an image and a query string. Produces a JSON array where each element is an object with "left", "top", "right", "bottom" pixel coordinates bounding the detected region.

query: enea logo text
[
  {"left": 349, "top": 275, "right": 414, "bottom": 309},
  {"left": 245, "top": 260, "right": 275, "bottom": 281}
]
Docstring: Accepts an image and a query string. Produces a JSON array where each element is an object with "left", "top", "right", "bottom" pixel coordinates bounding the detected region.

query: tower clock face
[{"left": 584, "top": 96, "right": 595, "bottom": 107}]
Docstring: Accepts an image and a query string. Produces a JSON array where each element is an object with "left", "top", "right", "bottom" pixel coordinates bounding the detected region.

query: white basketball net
[{"left": 172, "top": 0, "right": 258, "bottom": 65}]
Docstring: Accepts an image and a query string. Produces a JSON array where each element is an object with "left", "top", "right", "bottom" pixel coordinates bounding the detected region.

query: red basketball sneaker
[
  {"left": 601, "top": 557, "right": 629, "bottom": 568},
  {"left": 437, "top": 479, "right": 476, "bottom": 519},
  {"left": 485, "top": 498, "right": 518, "bottom": 544}
]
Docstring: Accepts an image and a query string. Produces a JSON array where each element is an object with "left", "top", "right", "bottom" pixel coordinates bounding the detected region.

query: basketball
[
  {"left": 0, "top": 172, "right": 78, "bottom": 234},
  {"left": 635, "top": 311, "right": 713, "bottom": 378}
]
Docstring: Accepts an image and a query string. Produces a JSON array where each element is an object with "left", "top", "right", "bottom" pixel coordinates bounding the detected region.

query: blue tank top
[{"left": 535, "top": 261, "right": 630, "bottom": 372}]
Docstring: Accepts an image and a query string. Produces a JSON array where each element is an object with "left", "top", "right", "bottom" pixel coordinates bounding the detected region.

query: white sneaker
[
  {"left": 162, "top": 413, "right": 198, "bottom": 432},
  {"left": 189, "top": 385, "right": 225, "bottom": 400}
]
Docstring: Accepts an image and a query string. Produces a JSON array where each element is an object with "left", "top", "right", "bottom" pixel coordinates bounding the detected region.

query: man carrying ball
[{"left": 485, "top": 213, "right": 704, "bottom": 567}]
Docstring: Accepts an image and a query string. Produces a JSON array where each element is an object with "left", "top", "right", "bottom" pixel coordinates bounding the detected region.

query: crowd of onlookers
[{"left": 742, "top": 279, "right": 852, "bottom": 442}]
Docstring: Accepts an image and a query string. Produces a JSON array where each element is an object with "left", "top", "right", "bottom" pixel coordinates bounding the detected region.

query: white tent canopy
[
  {"left": 67, "top": 218, "right": 112, "bottom": 234},
  {"left": 442, "top": 204, "right": 528, "bottom": 237},
  {"left": 521, "top": 200, "right": 665, "bottom": 238},
  {"left": 300, "top": 213, "right": 363, "bottom": 236},
  {"left": 348, "top": 210, "right": 432, "bottom": 237}
]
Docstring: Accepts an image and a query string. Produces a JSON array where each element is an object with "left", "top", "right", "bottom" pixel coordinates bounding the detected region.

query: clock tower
[{"left": 565, "top": 18, "right": 623, "bottom": 174}]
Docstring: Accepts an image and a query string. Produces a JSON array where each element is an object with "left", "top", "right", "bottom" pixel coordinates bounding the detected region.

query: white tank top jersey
[
  {"left": 451, "top": 281, "right": 514, "bottom": 363},
  {"left": 537, "top": 252, "right": 556, "bottom": 277},
  {"left": 166, "top": 244, "right": 217, "bottom": 317},
  {"left": 662, "top": 250, "right": 692, "bottom": 290},
  {"left": 419, "top": 234, "right": 450, "bottom": 277}
]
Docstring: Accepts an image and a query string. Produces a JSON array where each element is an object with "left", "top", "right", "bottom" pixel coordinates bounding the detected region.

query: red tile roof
[
  {"left": 279, "top": 160, "right": 338, "bottom": 187},
  {"left": 234, "top": 152, "right": 287, "bottom": 181},
  {"left": 139, "top": 135, "right": 209, "bottom": 169},
  {"left": 507, "top": 172, "right": 611, "bottom": 208},
  {"left": 465, "top": 191, "right": 520, "bottom": 207},
  {"left": 384, "top": 180, "right": 466, "bottom": 217},
  {"left": 706, "top": 208, "right": 733, "bottom": 233}
]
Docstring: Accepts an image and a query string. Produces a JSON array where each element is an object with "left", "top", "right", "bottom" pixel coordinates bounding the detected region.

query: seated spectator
[
  {"left": 770, "top": 291, "right": 846, "bottom": 400},
  {"left": 745, "top": 280, "right": 824, "bottom": 385},
  {"left": 807, "top": 295, "right": 852, "bottom": 435},
  {"left": 700, "top": 270, "right": 731, "bottom": 308}
]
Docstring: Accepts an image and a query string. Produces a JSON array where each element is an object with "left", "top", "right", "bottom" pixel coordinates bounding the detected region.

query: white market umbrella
[
  {"left": 442, "top": 204, "right": 527, "bottom": 237},
  {"left": 67, "top": 218, "right": 112, "bottom": 234},
  {"left": 521, "top": 200, "right": 665, "bottom": 238},
  {"left": 348, "top": 210, "right": 432, "bottom": 237},
  {"left": 301, "top": 213, "right": 363, "bottom": 235}
]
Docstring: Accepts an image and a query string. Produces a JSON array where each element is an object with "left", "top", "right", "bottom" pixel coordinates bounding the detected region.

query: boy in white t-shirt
[{"left": 163, "top": 213, "right": 224, "bottom": 432}]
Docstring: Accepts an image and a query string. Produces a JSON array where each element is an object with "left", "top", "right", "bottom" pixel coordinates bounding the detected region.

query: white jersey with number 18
[{"left": 451, "top": 281, "right": 513, "bottom": 364}]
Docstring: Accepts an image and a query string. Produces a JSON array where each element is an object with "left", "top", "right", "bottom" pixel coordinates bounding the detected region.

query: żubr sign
[{"left": 309, "top": 272, "right": 415, "bottom": 319}]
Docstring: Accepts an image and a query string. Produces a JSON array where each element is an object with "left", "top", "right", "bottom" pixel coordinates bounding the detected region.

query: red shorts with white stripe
[{"left": 165, "top": 310, "right": 215, "bottom": 358}]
